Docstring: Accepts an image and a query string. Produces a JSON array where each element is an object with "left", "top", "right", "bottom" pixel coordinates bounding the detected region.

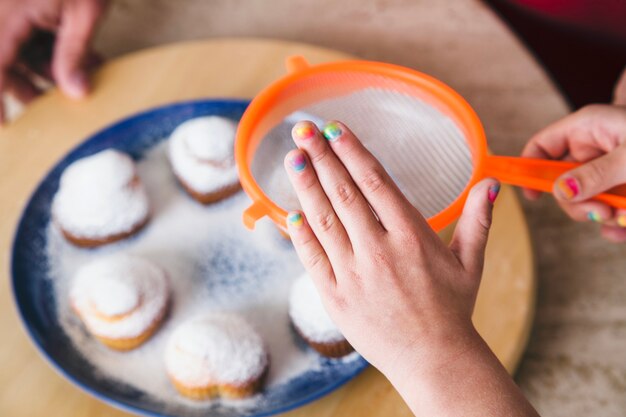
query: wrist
[{"left": 377, "top": 323, "right": 484, "bottom": 385}]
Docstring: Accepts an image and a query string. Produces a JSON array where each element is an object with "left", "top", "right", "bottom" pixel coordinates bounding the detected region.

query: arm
[{"left": 283, "top": 120, "right": 540, "bottom": 416}]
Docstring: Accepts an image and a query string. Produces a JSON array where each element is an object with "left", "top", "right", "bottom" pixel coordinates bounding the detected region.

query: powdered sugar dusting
[
  {"left": 70, "top": 255, "right": 168, "bottom": 339},
  {"left": 289, "top": 274, "right": 345, "bottom": 343},
  {"left": 165, "top": 313, "right": 268, "bottom": 387},
  {"left": 168, "top": 116, "right": 239, "bottom": 193},
  {"left": 45, "top": 142, "right": 359, "bottom": 409},
  {"left": 51, "top": 149, "right": 150, "bottom": 239}
]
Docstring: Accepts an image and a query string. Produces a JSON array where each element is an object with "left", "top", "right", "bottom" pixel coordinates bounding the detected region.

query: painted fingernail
[
  {"left": 587, "top": 211, "right": 602, "bottom": 223},
  {"left": 287, "top": 212, "right": 304, "bottom": 228},
  {"left": 322, "top": 122, "right": 342, "bottom": 142},
  {"left": 289, "top": 153, "right": 307, "bottom": 172},
  {"left": 556, "top": 177, "right": 579, "bottom": 200},
  {"left": 488, "top": 183, "right": 500, "bottom": 204},
  {"left": 617, "top": 215, "right": 626, "bottom": 228},
  {"left": 293, "top": 122, "right": 316, "bottom": 140}
]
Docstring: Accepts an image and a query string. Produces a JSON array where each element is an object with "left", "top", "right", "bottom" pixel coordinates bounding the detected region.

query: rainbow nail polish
[
  {"left": 617, "top": 215, "right": 626, "bottom": 228},
  {"left": 556, "top": 177, "right": 579, "bottom": 199},
  {"left": 290, "top": 153, "right": 307, "bottom": 172},
  {"left": 322, "top": 122, "right": 342, "bottom": 142},
  {"left": 294, "top": 123, "right": 316, "bottom": 140},
  {"left": 287, "top": 212, "right": 303, "bottom": 228},
  {"left": 587, "top": 211, "right": 602, "bottom": 223},
  {"left": 488, "top": 183, "right": 500, "bottom": 204}
]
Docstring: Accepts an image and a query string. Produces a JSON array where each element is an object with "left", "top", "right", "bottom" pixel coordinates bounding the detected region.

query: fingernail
[
  {"left": 289, "top": 153, "right": 307, "bottom": 172},
  {"left": 67, "top": 73, "right": 89, "bottom": 99},
  {"left": 587, "top": 211, "right": 602, "bottom": 223},
  {"left": 617, "top": 215, "right": 626, "bottom": 228},
  {"left": 293, "top": 122, "right": 316, "bottom": 140},
  {"left": 488, "top": 183, "right": 500, "bottom": 204},
  {"left": 322, "top": 122, "right": 342, "bottom": 142},
  {"left": 556, "top": 177, "right": 579, "bottom": 200},
  {"left": 287, "top": 212, "right": 304, "bottom": 228}
]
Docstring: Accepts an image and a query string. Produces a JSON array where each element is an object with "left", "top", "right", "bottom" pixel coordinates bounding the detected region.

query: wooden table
[{"left": 3, "top": 0, "right": 593, "bottom": 416}]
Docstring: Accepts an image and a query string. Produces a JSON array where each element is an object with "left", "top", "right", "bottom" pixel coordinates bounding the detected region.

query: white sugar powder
[
  {"left": 289, "top": 273, "right": 345, "bottom": 343},
  {"left": 165, "top": 313, "right": 268, "bottom": 386},
  {"left": 168, "top": 116, "right": 239, "bottom": 193},
  {"left": 51, "top": 150, "right": 150, "bottom": 239},
  {"left": 47, "top": 142, "right": 358, "bottom": 409},
  {"left": 70, "top": 255, "right": 168, "bottom": 339}
]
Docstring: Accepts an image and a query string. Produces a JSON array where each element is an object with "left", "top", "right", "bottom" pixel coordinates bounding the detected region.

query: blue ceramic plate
[{"left": 11, "top": 99, "right": 368, "bottom": 417}]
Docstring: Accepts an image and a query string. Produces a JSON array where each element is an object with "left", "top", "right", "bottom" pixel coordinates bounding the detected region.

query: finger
[
  {"left": 0, "top": 21, "right": 32, "bottom": 125},
  {"left": 600, "top": 225, "right": 626, "bottom": 243},
  {"left": 4, "top": 69, "right": 42, "bottom": 103},
  {"left": 52, "top": 0, "right": 106, "bottom": 99},
  {"left": 520, "top": 105, "right": 626, "bottom": 160},
  {"left": 556, "top": 199, "right": 613, "bottom": 223},
  {"left": 291, "top": 121, "right": 383, "bottom": 243},
  {"left": 615, "top": 209, "right": 626, "bottom": 228},
  {"left": 449, "top": 179, "right": 499, "bottom": 276},
  {"left": 286, "top": 211, "right": 336, "bottom": 291},
  {"left": 321, "top": 121, "right": 428, "bottom": 232},
  {"left": 553, "top": 144, "right": 626, "bottom": 203},
  {"left": 522, "top": 188, "right": 541, "bottom": 201},
  {"left": 521, "top": 119, "right": 570, "bottom": 161},
  {"left": 284, "top": 149, "right": 353, "bottom": 266},
  {"left": 598, "top": 208, "right": 626, "bottom": 228}
]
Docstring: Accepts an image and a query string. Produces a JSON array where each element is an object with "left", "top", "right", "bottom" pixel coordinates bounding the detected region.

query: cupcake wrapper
[
  {"left": 176, "top": 175, "right": 241, "bottom": 205},
  {"left": 169, "top": 356, "right": 269, "bottom": 400},
  {"left": 293, "top": 324, "right": 354, "bottom": 358}
]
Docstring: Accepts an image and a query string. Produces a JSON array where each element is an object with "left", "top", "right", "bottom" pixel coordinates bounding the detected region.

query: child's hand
[
  {"left": 521, "top": 104, "right": 626, "bottom": 242},
  {"left": 283, "top": 121, "right": 538, "bottom": 417},
  {"left": 283, "top": 120, "right": 499, "bottom": 377}
]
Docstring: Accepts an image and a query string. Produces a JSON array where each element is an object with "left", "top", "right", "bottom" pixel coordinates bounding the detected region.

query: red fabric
[{"left": 511, "top": 0, "right": 626, "bottom": 39}]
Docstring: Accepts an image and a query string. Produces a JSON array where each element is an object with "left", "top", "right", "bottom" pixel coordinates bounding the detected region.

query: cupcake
[
  {"left": 168, "top": 116, "right": 240, "bottom": 204},
  {"left": 52, "top": 149, "right": 150, "bottom": 248},
  {"left": 165, "top": 313, "right": 269, "bottom": 400},
  {"left": 70, "top": 255, "right": 169, "bottom": 351},
  {"left": 289, "top": 274, "right": 353, "bottom": 358}
]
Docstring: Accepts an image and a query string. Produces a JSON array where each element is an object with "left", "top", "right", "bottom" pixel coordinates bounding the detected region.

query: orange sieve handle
[{"left": 483, "top": 155, "right": 626, "bottom": 208}]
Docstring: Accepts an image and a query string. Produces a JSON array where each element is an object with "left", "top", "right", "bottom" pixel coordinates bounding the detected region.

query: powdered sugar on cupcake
[
  {"left": 289, "top": 274, "right": 344, "bottom": 343},
  {"left": 165, "top": 313, "right": 268, "bottom": 388},
  {"left": 52, "top": 150, "right": 150, "bottom": 240},
  {"left": 168, "top": 116, "right": 239, "bottom": 194},
  {"left": 70, "top": 254, "right": 169, "bottom": 340}
]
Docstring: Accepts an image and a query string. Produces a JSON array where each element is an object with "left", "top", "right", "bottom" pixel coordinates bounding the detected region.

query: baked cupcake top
[
  {"left": 168, "top": 116, "right": 239, "bottom": 193},
  {"left": 289, "top": 274, "right": 344, "bottom": 344},
  {"left": 165, "top": 313, "right": 268, "bottom": 388},
  {"left": 70, "top": 255, "right": 169, "bottom": 340},
  {"left": 52, "top": 150, "right": 150, "bottom": 239}
]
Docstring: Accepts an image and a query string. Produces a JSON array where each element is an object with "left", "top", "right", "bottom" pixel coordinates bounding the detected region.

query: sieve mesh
[{"left": 250, "top": 78, "right": 474, "bottom": 219}]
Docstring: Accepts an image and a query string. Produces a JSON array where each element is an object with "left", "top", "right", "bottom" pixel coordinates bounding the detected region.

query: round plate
[{"left": 11, "top": 99, "right": 368, "bottom": 417}]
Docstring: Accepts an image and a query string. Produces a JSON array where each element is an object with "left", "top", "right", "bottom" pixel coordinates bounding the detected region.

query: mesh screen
[{"left": 251, "top": 86, "right": 473, "bottom": 218}]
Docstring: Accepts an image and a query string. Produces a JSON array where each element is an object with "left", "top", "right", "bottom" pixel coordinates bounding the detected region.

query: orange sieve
[{"left": 236, "top": 56, "right": 626, "bottom": 233}]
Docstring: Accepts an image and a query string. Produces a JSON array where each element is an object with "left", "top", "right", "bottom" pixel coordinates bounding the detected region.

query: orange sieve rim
[{"left": 236, "top": 58, "right": 488, "bottom": 232}]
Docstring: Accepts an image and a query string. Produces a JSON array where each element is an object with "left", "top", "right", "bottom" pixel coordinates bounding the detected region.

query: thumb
[
  {"left": 449, "top": 178, "right": 499, "bottom": 276},
  {"left": 554, "top": 144, "right": 626, "bottom": 202},
  {"left": 52, "top": 0, "right": 106, "bottom": 99}
]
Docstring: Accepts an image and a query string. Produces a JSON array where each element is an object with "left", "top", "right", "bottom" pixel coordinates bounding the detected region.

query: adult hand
[{"left": 0, "top": 0, "right": 107, "bottom": 125}]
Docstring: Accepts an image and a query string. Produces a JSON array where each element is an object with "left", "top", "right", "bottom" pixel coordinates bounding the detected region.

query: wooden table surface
[{"left": 11, "top": 1, "right": 622, "bottom": 416}]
